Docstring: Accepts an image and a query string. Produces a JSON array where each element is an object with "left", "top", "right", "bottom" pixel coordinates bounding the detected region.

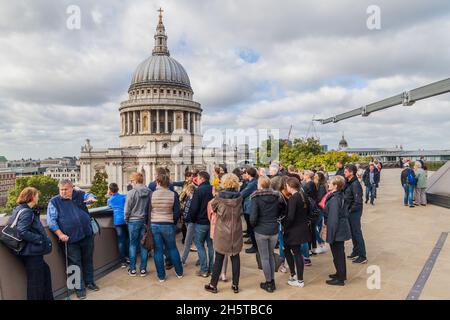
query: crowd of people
[
  {"left": 400, "top": 158, "right": 428, "bottom": 208},
  {"left": 5, "top": 159, "right": 384, "bottom": 300}
]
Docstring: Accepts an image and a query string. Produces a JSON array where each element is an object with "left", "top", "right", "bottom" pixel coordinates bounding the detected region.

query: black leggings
[
  {"left": 284, "top": 245, "right": 304, "bottom": 281},
  {"left": 210, "top": 252, "right": 240, "bottom": 287}
]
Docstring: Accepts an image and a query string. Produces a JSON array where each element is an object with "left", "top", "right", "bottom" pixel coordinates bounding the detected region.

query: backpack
[
  {"left": 407, "top": 169, "right": 417, "bottom": 186},
  {"left": 300, "top": 188, "right": 320, "bottom": 223}
]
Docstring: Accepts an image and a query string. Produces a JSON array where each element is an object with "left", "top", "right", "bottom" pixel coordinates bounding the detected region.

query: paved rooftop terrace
[{"left": 74, "top": 169, "right": 450, "bottom": 300}]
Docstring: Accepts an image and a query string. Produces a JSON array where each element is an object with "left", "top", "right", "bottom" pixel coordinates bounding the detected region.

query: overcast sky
[{"left": 1, "top": 0, "right": 450, "bottom": 160}]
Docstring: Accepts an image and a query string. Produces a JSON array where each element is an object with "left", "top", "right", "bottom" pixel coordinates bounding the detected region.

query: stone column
[
  {"left": 127, "top": 112, "right": 130, "bottom": 134},
  {"left": 165, "top": 110, "right": 168, "bottom": 133},
  {"left": 156, "top": 110, "right": 160, "bottom": 133},
  {"left": 187, "top": 112, "right": 191, "bottom": 133}
]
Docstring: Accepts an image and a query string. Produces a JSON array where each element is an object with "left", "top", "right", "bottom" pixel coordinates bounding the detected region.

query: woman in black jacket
[
  {"left": 10, "top": 187, "right": 53, "bottom": 300},
  {"left": 284, "top": 177, "right": 311, "bottom": 288},
  {"left": 250, "top": 176, "right": 284, "bottom": 293},
  {"left": 322, "top": 176, "right": 352, "bottom": 286}
]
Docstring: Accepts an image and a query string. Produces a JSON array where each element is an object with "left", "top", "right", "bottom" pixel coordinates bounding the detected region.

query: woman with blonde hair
[
  {"left": 322, "top": 175, "right": 351, "bottom": 286},
  {"left": 8, "top": 187, "right": 53, "bottom": 299},
  {"left": 205, "top": 174, "right": 243, "bottom": 294}
]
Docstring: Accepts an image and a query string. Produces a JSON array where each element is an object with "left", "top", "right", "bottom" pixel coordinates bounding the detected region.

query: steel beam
[{"left": 316, "top": 77, "right": 450, "bottom": 124}]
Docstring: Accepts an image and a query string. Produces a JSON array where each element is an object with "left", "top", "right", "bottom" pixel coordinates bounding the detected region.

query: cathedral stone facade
[{"left": 79, "top": 11, "right": 206, "bottom": 192}]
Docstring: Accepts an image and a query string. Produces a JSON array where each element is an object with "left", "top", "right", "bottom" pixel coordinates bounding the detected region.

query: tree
[
  {"left": 5, "top": 176, "right": 59, "bottom": 214},
  {"left": 89, "top": 171, "right": 108, "bottom": 208}
]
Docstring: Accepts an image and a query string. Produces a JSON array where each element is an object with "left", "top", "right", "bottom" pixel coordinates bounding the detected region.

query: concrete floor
[{"left": 76, "top": 169, "right": 450, "bottom": 300}]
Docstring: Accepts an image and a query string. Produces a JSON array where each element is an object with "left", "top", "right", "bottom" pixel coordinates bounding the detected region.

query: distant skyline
[{"left": 1, "top": 0, "right": 450, "bottom": 160}]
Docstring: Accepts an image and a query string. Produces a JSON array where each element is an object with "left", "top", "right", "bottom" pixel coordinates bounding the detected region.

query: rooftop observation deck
[{"left": 1, "top": 169, "right": 449, "bottom": 300}]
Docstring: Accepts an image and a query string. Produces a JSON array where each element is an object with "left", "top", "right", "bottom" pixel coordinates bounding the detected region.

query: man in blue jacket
[
  {"left": 47, "top": 179, "right": 98, "bottom": 300},
  {"left": 240, "top": 167, "right": 258, "bottom": 254},
  {"left": 362, "top": 163, "right": 380, "bottom": 205},
  {"left": 189, "top": 171, "right": 214, "bottom": 277},
  {"left": 107, "top": 183, "right": 128, "bottom": 268}
]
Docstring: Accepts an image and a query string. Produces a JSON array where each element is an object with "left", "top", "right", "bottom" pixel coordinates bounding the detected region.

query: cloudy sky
[{"left": 1, "top": 0, "right": 450, "bottom": 160}]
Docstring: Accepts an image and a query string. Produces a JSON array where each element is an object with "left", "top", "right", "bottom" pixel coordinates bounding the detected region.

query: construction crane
[
  {"left": 287, "top": 124, "right": 293, "bottom": 142},
  {"left": 315, "top": 77, "right": 450, "bottom": 124}
]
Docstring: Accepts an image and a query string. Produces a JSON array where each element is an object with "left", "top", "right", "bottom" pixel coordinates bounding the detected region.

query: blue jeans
[
  {"left": 115, "top": 225, "right": 129, "bottom": 263},
  {"left": 366, "top": 184, "right": 376, "bottom": 203},
  {"left": 278, "top": 225, "right": 285, "bottom": 260},
  {"left": 315, "top": 209, "right": 325, "bottom": 245},
  {"left": 151, "top": 224, "right": 183, "bottom": 280},
  {"left": 348, "top": 210, "right": 367, "bottom": 259},
  {"left": 128, "top": 220, "right": 148, "bottom": 271},
  {"left": 301, "top": 242, "right": 310, "bottom": 259},
  {"left": 181, "top": 222, "right": 195, "bottom": 264},
  {"left": 66, "top": 235, "right": 94, "bottom": 293},
  {"left": 403, "top": 184, "right": 414, "bottom": 206},
  {"left": 194, "top": 224, "right": 214, "bottom": 273}
]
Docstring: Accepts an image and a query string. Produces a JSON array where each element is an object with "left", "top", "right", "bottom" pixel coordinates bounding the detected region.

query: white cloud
[{"left": 1, "top": 0, "right": 450, "bottom": 160}]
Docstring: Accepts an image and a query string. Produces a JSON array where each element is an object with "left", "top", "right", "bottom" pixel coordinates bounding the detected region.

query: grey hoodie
[{"left": 124, "top": 184, "right": 151, "bottom": 222}]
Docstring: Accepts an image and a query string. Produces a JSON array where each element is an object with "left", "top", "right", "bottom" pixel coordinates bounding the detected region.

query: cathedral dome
[
  {"left": 131, "top": 55, "right": 191, "bottom": 89},
  {"left": 129, "top": 8, "right": 191, "bottom": 90}
]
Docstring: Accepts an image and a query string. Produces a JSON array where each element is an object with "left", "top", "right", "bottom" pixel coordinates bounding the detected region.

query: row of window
[
  {"left": 0, "top": 180, "right": 14, "bottom": 185},
  {"left": 47, "top": 174, "right": 78, "bottom": 178},
  {"left": 0, "top": 174, "right": 15, "bottom": 179},
  {"left": 130, "top": 88, "right": 191, "bottom": 99},
  {"left": 123, "top": 110, "right": 198, "bottom": 134}
]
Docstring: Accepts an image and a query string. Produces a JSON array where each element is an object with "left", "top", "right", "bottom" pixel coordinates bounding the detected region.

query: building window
[
  {"left": 154, "top": 89, "right": 157, "bottom": 94},
  {"left": 151, "top": 110, "right": 157, "bottom": 133}
]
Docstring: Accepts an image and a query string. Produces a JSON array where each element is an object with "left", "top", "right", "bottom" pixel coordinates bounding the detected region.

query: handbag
[
  {"left": 91, "top": 217, "right": 101, "bottom": 235},
  {"left": 141, "top": 193, "right": 154, "bottom": 251},
  {"left": 0, "top": 208, "right": 29, "bottom": 253}
]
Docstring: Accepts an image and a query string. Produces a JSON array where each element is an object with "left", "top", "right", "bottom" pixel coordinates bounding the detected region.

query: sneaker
[
  {"left": 204, "top": 284, "right": 218, "bottom": 294},
  {"left": 120, "top": 262, "right": 128, "bottom": 268},
  {"left": 326, "top": 278, "right": 345, "bottom": 286},
  {"left": 196, "top": 270, "right": 210, "bottom": 278},
  {"left": 353, "top": 257, "right": 368, "bottom": 264},
  {"left": 86, "top": 283, "right": 100, "bottom": 291},
  {"left": 176, "top": 273, "right": 183, "bottom": 279},
  {"left": 260, "top": 281, "right": 273, "bottom": 293},
  {"left": 288, "top": 274, "right": 298, "bottom": 282},
  {"left": 288, "top": 279, "right": 305, "bottom": 288},
  {"left": 128, "top": 269, "right": 137, "bottom": 277},
  {"left": 190, "top": 247, "right": 197, "bottom": 252},
  {"left": 140, "top": 270, "right": 147, "bottom": 277},
  {"left": 76, "top": 290, "right": 87, "bottom": 300},
  {"left": 232, "top": 285, "right": 239, "bottom": 293},
  {"left": 318, "top": 245, "right": 328, "bottom": 253},
  {"left": 347, "top": 253, "right": 358, "bottom": 260},
  {"left": 278, "top": 263, "right": 287, "bottom": 273},
  {"left": 270, "top": 279, "right": 276, "bottom": 291},
  {"left": 245, "top": 247, "right": 257, "bottom": 254},
  {"left": 158, "top": 278, "right": 166, "bottom": 283},
  {"left": 304, "top": 258, "right": 312, "bottom": 266}
]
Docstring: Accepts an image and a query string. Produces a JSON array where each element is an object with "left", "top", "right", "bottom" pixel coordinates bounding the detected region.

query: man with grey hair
[{"left": 47, "top": 179, "right": 98, "bottom": 299}]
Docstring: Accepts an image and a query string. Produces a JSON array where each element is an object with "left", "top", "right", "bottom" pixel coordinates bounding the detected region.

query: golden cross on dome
[{"left": 157, "top": 7, "right": 164, "bottom": 17}]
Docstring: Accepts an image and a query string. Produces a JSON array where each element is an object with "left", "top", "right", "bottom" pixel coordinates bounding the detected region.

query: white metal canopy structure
[{"left": 315, "top": 77, "right": 450, "bottom": 124}]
